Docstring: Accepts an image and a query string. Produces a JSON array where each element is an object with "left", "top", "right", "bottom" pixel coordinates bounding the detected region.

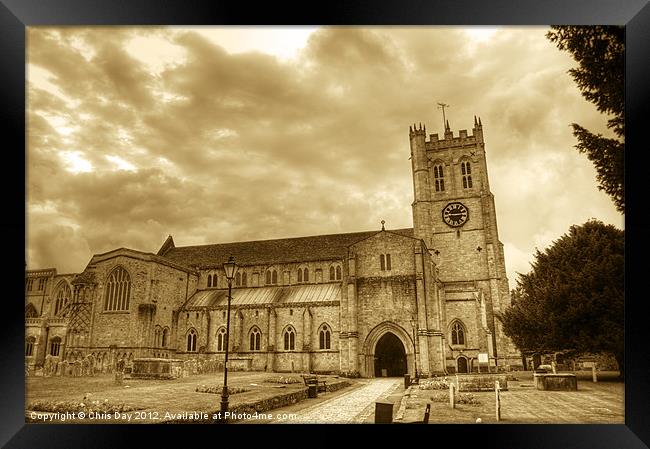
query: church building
[{"left": 25, "top": 118, "right": 523, "bottom": 377}]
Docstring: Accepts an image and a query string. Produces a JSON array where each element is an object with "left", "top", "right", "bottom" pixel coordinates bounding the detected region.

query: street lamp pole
[
  {"left": 220, "top": 256, "right": 237, "bottom": 423},
  {"left": 410, "top": 316, "right": 418, "bottom": 380}
]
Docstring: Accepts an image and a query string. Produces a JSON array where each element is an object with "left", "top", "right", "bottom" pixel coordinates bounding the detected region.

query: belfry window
[
  {"left": 461, "top": 161, "right": 473, "bottom": 189},
  {"left": 249, "top": 327, "right": 261, "bottom": 351},
  {"left": 187, "top": 329, "right": 197, "bottom": 352},
  {"left": 451, "top": 321, "right": 466, "bottom": 345},
  {"left": 104, "top": 266, "right": 131, "bottom": 311},
  {"left": 283, "top": 327, "right": 296, "bottom": 351},
  {"left": 434, "top": 164, "right": 445, "bottom": 192}
]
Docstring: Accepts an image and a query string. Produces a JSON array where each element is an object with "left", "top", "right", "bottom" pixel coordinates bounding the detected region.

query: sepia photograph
[{"left": 24, "top": 25, "right": 625, "bottom": 425}]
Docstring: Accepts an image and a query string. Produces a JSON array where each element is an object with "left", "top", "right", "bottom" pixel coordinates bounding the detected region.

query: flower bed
[
  {"left": 27, "top": 397, "right": 143, "bottom": 414},
  {"left": 262, "top": 376, "right": 302, "bottom": 384},
  {"left": 429, "top": 391, "right": 481, "bottom": 405},
  {"left": 195, "top": 385, "right": 250, "bottom": 395},
  {"left": 418, "top": 378, "right": 450, "bottom": 390}
]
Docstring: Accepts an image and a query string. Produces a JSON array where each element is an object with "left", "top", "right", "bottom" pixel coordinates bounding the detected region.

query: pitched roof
[
  {"left": 160, "top": 228, "right": 414, "bottom": 268},
  {"left": 183, "top": 283, "right": 341, "bottom": 309}
]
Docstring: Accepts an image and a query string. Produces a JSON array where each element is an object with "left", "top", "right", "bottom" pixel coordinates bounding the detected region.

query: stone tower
[{"left": 409, "top": 117, "right": 521, "bottom": 370}]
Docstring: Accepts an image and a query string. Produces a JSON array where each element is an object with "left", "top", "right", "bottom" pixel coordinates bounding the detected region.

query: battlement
[{"left": 425, "top": 116, "right": 484, "bottom": 151}]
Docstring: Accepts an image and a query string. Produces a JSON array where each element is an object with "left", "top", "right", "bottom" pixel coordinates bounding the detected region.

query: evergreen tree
[
  {"left": 502, "top": 220, "right": 624, "bottom": 377},
  {"left": 547, "top": 26, "right": 625, "bottom": 213}
]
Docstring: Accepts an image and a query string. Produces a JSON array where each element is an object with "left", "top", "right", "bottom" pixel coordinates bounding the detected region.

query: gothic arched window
[
  {"left": 451, "top": 321, "right": 466, "bottom": 346},
  {"left": 54, "top": 282, "right": 72, "bottom": 316},
  {"left": 154, "top": 326, "right": 162, "bottom": 347},
  {"left": 217, "top": 327, "right": 226, "bottom": 352},
  {"left": 162, "top": 327, "right": 169, "bottom": 348},
  {"left": 434, "top": 164, "right": 445, "bottom": 192},
  {"left": 25, "top": 303, "right": 38, "bottom": 318},
  {"left": 49, "top": 337, "right": 61, "bottom": 356},
  {"left": 283, "top": 326, "right": 296, "bottom": 351},
  {"left": 207, "top": 274, "right": 213, "bottom": 288},
  {"left": 186, "top": 329, "right": 197, "bottom": 352},
  {"left": 336, "top": 265, "right": 342, "bottom": 280},
  {"left": 249, "top": 327, "right": 261, "bottom": 351},
  {"left": 235, "top": 272, "right": 241, "bottom": 286},
  {"left": 319, "top": 324, "right": 331, "bottom": 350},
  {"left": 329, "top": 266, "right": 335, "bottom": 280},
  {"left": 25, "top": 336, "right": 35, "bottom": 357},
  {"left": 104, "top": 266, "right": 131, "bottom": 311}
]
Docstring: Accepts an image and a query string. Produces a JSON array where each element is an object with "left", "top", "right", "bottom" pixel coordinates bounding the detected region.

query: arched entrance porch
[
  {"left": 374, "top": 333, "right": 407, "bottom": 377},
  {"left": 361, "top": 321, "right": 415, "bottom": 378}
]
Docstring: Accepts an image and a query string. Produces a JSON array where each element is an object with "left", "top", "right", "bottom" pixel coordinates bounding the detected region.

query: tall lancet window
[{"left": 461, "top": 161, "right": 473, "bottom": 189}]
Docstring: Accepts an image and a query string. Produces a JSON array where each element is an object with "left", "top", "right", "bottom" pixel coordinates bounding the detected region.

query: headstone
[
  {"left": 495, "top": 381, "right": 501, "bottom": 421},
  {"left": 449, "top": 382, "right": 456, "bottom": 409},
  {"left": 375, "top": 400, "right": 394, "bottom": 424}
]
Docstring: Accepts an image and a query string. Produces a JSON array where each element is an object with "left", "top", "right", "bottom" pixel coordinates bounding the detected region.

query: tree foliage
[
  {"left": 502, "top": 220, "right": 624, "bottom": 374},
  {"left": 546, "top": 26, "right": 625, "bottom": 213}
]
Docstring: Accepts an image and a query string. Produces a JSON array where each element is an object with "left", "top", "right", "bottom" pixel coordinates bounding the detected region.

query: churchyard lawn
[
  {"left": 26, "top": 371, "right": 355, "bottom": 423},
  {"left": 399, "top": 370, "right": 624, "bottom": 424}
]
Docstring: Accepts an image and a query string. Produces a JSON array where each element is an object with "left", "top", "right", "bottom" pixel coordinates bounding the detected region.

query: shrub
[
  {"left": 338, "top": 371, "right": 361, "bottom": 378},
  {"left": 263, "top": 376, "right": 302, "bottom": 384},
  {"left": 418, "top": 378, "right": 450, "bottom": 390},
  {"left": 27, "top": 399, "right": 142, "bottom": 414},
  {"left": 195, "top": 385, "right": 250, "bottom": 395},
  {"left": 429, "top": 391, "right": 481, "bottom": 405}
]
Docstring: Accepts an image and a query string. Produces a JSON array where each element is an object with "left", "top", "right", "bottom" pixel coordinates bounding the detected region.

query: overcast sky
[{"left": 26, "top": 26, "right": 623, "bottom": 286}]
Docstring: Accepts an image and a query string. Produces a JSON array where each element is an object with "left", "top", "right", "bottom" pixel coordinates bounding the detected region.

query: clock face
[{"left": 442, "top": 202, "right": 469, "bottom": 227}]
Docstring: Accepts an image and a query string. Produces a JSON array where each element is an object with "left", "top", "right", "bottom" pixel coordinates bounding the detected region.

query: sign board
[
  {"left": 582, "top": 361, "right": 594, "bottom": 368},
  {"left": 478, "top": 353, "right": 489, "bottom": 364}
]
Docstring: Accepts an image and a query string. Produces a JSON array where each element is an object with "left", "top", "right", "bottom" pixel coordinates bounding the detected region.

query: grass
[
  {"left": 26, "top": 371, "right": 345, "bottom": 423},
  {"left": 400, "top": 370, "right": 624, "bottom": 424}
]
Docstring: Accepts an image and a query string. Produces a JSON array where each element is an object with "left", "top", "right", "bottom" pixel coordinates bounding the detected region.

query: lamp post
[
  {"left": 220, "top": 256, "right": 237, "bottom": 423},
  {"left": 410, "top": 316, "right": 418, "bottom": 380}
]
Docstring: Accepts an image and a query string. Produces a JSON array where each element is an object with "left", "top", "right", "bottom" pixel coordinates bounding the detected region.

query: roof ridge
[{"left": 173, "top": 227, "right": 414, "bottom": 250}]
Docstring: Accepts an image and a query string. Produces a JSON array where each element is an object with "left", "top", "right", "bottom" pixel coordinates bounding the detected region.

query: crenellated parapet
[{"left": 426, "top": 116, "right": 484, "bottom": 151}]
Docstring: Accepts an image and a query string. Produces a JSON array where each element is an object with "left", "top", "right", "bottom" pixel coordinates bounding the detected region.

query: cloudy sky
[{"left": 26, "top": 26, "right": 623, "bottom": 285}]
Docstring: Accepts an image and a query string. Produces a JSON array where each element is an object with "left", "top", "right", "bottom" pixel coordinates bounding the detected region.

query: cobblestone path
[{"left": 275, "top": 378, "right": 401, "bottom": 424}]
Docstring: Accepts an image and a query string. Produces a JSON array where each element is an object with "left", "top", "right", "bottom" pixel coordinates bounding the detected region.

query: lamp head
[{"left": 223, "top": 256, "right": 237, "bottom": 280}]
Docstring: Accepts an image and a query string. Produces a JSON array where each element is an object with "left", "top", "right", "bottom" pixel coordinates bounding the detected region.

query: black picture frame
[{"left": 3, "top": 0, "right": 649, "bottom": 447}]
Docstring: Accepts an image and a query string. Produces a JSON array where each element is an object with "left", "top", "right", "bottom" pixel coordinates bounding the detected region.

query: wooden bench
[{"left": 302, "top": 374, "right": 327, "bottom": 392}]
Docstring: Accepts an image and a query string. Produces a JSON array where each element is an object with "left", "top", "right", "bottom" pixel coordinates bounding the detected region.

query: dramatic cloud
[{"left": 26, "top": 26, "right": 623, "bottom": 285}]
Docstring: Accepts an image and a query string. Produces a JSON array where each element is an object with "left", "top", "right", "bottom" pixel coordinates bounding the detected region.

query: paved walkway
[{"left": 275, "top": 378, "right": 401, "bottom": 424}]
